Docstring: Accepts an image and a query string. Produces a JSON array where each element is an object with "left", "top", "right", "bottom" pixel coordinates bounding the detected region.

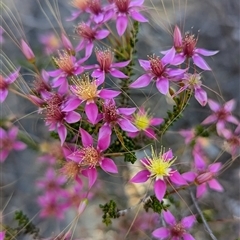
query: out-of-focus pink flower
[
  {"left": 69, "top": 74, "right": 120, "bottom": 124},
  {"left": 33, "top": 70, "right": 51, "bottom": 96},
  {"left": 128, "top": 107, "right": 163, "bottom": 139},
  {"left": 75, "top": 22, "right": 110, "bottom": 57},
  {"left": 85, "top": 48, "right": 130, "bottom": 85},
  {"left": 221, "top": 124, "right": 240, "bottom": 157},
  {"left": 39, "top": 32, "right": 61, "bottom": 55},
  {"left": 182, "top": 150, "right": 223, "bottom": 198},
  {"left": 67, "top": 127, "right": 118, "bottom": 188},
  {"left": 202, "top": 99, "right": 239, "bottom": 135},
  {"left": 163, "top": 25, "right": 219, "bottom": 71},
  {"left": 130, "top": 146, "right": 187, "bottom": 202},
  {"left": 0, "top": 68, "right": 20, "bottom": 103},
  {"left": 37, "top": 192, "right": 68, "bottom": 219},
  {"left": 21, "top": 39, "right": 35, "bottom": 63},
  {"left": 130, "top": 49, "right": 187, "bottom": 94},
  {"left": 152, "top": 210, "right": 196, "bottom": 240},
  {"left": 0, "top": 126, "right": 26, "bottom": 162},
  {"left": 100, "top": 99, "right": 138, "bottom": 133},
  {"left": 113, "top": 0, "right": 148, "bottom": 36},
  {"left": 175, "top": 73, "right": 207, "bottom": 106}
]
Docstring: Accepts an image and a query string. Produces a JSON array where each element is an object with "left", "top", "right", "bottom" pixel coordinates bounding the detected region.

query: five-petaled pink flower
[
  {"left": 128, "top": 107, "right": 163, "bottom": 139},
  {"left": 0, "top": 68, "right": 20, "bottom": 103},
  {"left": 0, "top": 127, "right": 26, "bottom": 162},
  {"left": 75, "top": 22, "right": 110, "bottom": 57},
  {"left": 182, "top": 150, "right": 223, "bottom": 198},
  {"left": 130, "top": 146, "right": 186, "bottom": 202},
  {"left": 202, "top": 99, "right": 239, "bottom": 135},
  {"left": 100, "top": 99, "right": 138, "bottom": 133},
  {"left": 113, "top": 0, "right": 148, "bottom": 36},
  {"left": 69, "top": 74, "right": 120, "bottom": 124},
  {"left": 175, "top": 73, "right": 207, "bottom": 106},
  {"left": 86, "top": 48, "right": 130, "bottom": 85},
  {"left": 163, "top": 25, "right": 218, "bottom": 71},
  {"left": 130, "top": 49, "right": 186, "bottom": 94},
  {"left": 152, "top": 210, "right": 196, "bottom": 240},
  {"left": 67, "top": 127, "right": 118, "bottom": 188}
]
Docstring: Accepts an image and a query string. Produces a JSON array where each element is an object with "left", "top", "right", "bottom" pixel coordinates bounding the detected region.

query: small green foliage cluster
[
  {"left": 3, "top": 211, "right": 39, "bottom": 240},
  {"left": 143, "top": 195, "right": 170, "bottom": 214},
  {"left": 99, "top": 200, "right": 119, "bottom": 226}
]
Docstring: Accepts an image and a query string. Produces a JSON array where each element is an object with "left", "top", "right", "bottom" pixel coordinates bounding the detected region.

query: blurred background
[{"left": 1, "top": 0, "right": 239, "bottom": 239}]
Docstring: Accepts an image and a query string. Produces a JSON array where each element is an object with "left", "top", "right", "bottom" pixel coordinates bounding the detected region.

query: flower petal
[
  {"left": 170, "top": 171, "right": 187, "bottom": 186},
  {"left": 194, "top": 88, "right": 207, "bottom": 106},
  {"left": 57, "top": 125, "right": 67, "bottom": 146},
  {"left": 110, "top": 68, "right": 128, "bottom": 78},
  {"left": 116, "top": 15, "right": 128, "bottom": 36},
  {"left": 208, "top": 179, "right": 224, "bottom": 192},
  {"left": 130, "top": 74, "right": 152, "bottom": 88},
  {"left": 156, "top": 77, "right": 169, "bottom": 95},
  {"left": 65, "top": 111, "right": 81, "bottom": 124},
  {"left": 80, "top": 128, "right": 93, "bottom": 147},
  {"left": 194, "top": 48, "right": 219, "bottom": 56},
  {"left": 154, "top": 179, "right": 167, "bottom": 202},
  {"left": 99, "top": 89, "right": 121, "bottom": 99},
  {"left": 130, "top": 11, "right": 148, "bottom": 22},
  {"left": 183, "top": 233, "right": 195, "bottom": 240},
  {"left": 101, "top": 158, "right": 118, "bottom": 173},
  {"left": 192, "top": 54, "right": 211, "bottom": 71},
  {"left": 181, "top": 215, "right": 196, "bottom": 229},
  {"left": 98, "top": 126, "right": 111, "bottom": 151},
  {"left": 196, "top": 183, "right": 207, "bottom": 198},
  {"left": 130, "top": 170, "right": 150, "bottom": 183},
  {"left": 85, "top": 102, "right": 98, "bottom": 124},
  {"left": 163, "top": 210, "right": 176, "bottom": 226},
  {"left": 118, "top": 119, "right": 138, "bottom": 132},
  {"left": 152, "top": 227, "right": 170, "bottom": 238}
]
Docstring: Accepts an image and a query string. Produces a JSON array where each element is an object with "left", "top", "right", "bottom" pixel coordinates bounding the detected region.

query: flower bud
[
  {"left": 21, "top": 39, "right": 35, "bottom": 63},
  {"left": 195, "top": 172, "right": 213, "bottom": 185},
  {"left": 173, "top": 25, "right": 183, "bottom": 53},
  {"left": 61, "top": 33, "right": 75, "bottom": 56}
]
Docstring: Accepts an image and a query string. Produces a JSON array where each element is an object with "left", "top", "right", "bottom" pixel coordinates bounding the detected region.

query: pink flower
[
  {"left": 182, "top": 151, "right": 223, "bottom": 198},
  {"left": 75, "top": 22, "right": 110, "bottom": 57},
  {"left": 163, "top": 25, "right": 219, "bottom": 71},
  {"left": 0, "top": 127, "right": 26, "bottom": 162},
  {"left": 67, "top": 127, "right": 118, "bottom": 188},
  {"left": 202, "top": 99, "right": 239, "bottom": 135},
  {"left": 41, "top": 92, "right": 81, "bottom": 145},
  {"left": 221, "top": 125, "right": 240, "bottom": 157},
  {"left": 69, "top": 74, "right": 120, "bottom": 124},
  {"left": 37, "top": 192, "right": 68, "bottom": 219},
  {"left": 100, "top": 99, "right": 138, "bottom": 133},
  {"left": 39, "top": 32, "right": 61, "bottom": 55},
  {"left": 130, "top": 49, "right": 187, "bottom": 94},
  {"left": 128, "top": 107, "right": 163, "bottom": 139},
  {"left": 85, "top": 48, "right": 130, "bottom": 85},
  {"left": 152, "top": 210, "right": 196, "bottom": 240},
  {"left": 130, "top": 147, "right": 187, "bottom": 202},
  {"left": 36, "top": 168, "right": 67, "bottom": 194},
  {"left": 175, "top": 73, "right": 207, "bottom": 106},
  {"left": 48, "top": 51, "right": 87, "bottom": 94},
  {"left": 113, "top": 0, "right": 148, "bottom": 36},
  {"left": 67, "top": 0, "right": 89, "bottom": 21},
  {"left": 0, "top": 68, "right": 20, "bottom": 103}
]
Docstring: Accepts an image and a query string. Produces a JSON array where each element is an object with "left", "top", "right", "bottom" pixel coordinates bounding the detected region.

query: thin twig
[{"left": 190, "top": 190, "right": 218, "bottom": 240}]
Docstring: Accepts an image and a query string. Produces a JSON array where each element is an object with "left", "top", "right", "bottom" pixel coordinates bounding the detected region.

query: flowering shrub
[{"left": 0, "top": 0, "right": 239, "bottom": 239}]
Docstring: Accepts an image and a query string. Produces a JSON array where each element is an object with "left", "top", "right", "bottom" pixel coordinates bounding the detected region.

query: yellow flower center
[
  {"left": 134, "top": 112, "right": 150, "bottom": 130},
  {"left": 71, "top": 74, "right": 98, "bottom": 101},
  {"left": 81, "top": 146, "right": 100, "bottom": 167},
  {"left": 143, "top": 146, "right": 176, "bottom": 180}
]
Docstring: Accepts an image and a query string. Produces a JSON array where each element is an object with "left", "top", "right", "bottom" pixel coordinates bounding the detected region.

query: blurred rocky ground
[{"left": 0, "top": 0, "right": 239, "bottom": 239}]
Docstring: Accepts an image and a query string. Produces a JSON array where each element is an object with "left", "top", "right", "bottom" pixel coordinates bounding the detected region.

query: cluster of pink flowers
[{"left": 2, "top": 0, "right": 238, "bottom": 239}]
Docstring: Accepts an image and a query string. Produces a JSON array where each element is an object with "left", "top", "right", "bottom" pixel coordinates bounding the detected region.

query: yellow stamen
[
  {"left": 134, "top": 111, "right": 151, "bottom": 130},
  {"left": 71, "top": 74, "right": 98, "bottom": 101},
  {"left": 143, "top": 146, "right": 176, "bottom": 180}
]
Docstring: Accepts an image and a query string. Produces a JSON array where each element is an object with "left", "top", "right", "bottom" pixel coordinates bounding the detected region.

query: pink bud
[
  {"left": 195, "top": 172, "right": 213, "bottom": 185},
  {"left": 173, "top": 25, "right": 183, "bottom": 53},
  {"left": 61, "top": 33, "right": 75, "bottom": 56},
  {"left": 21, "top": 39, "right": 35, "bottom": 63},
  {"left": 78, "top": 198, "right": 88, "bottom": 215}
]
